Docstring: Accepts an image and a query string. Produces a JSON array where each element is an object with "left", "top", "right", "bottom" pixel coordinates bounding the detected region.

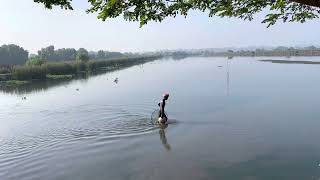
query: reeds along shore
[{"left": 1, "top": 56, "right": 160, "bottom": 81}]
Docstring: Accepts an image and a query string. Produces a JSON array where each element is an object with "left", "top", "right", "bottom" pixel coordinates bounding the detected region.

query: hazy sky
[{"left": 0, "top": 0, "right": 319, "bottom": 53}]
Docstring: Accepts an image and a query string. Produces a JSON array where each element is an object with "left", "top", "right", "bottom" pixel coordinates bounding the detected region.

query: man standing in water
[{"left": 158, "top": 93, "right": 169, "bottom": 124}]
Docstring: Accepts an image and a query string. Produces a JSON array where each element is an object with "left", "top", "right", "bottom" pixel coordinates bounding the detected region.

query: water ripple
[{"left": 0, "top": 103, "right": 159, "bottom": 178}]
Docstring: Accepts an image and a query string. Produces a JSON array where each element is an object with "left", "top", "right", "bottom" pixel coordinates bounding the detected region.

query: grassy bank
[
  {"left": 0, "top": 55, "right": 161, "bottom": 85},
  {"left": 46, "top": 74, "right": 74, "bottom": 80},
  {"left": 0, "top": 80, "right": 29, "bottom": 87}
]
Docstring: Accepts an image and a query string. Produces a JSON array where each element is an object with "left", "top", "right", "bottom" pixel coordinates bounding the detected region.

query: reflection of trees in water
[
  {"left": 0, "top": 58, "right": 160, "bottom": 95},
  {"left": 171, "top": 56, "right": 188, "bottom": 61},
  {"left": 159, "top": 124, "right": 171, "bottom": 151},
  {"left": 0, "top": 72, "right": 90, "bottom": 95},
  {"left": 0, "top": 80, "right": 73, "bottom": 95},
  {"left": 160, "top": 56, "right": 188, "bottom": 61},
  {"left": 0, "top": 67, "right": 125, "bottom": 95}
]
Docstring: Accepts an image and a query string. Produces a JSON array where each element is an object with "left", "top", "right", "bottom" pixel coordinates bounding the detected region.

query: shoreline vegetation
[
  {"left": 156, "top": 46, "right": 320, "bottom": 58},
  {"left": 0, "top": 55, "right": 161, "bottom": 88},
  {"left": 1, "top": 44, "right": 320, "bottom": 90},
  {"left": 260, "top": 59, "right": 320, "bottom": 64}
]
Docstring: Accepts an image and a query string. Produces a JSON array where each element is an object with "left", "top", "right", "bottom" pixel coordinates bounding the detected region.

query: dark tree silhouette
[{"left": 0, "top": 44, "right": 29, "bottom": 65}]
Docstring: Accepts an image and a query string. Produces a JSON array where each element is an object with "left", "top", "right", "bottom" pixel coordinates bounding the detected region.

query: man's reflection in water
[{"left": 159, "top": 124, "right": 171, "bottom": 151}]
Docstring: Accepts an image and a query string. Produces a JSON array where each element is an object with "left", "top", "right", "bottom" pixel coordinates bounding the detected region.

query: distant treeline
[
  {"left": 155, "top": 46, "right": 320, "bottom": 58},
  {"left": 222, "top": 46, "right": 320, "bottom": 57},
  {"left": 2, "top": 44, "right": 320, "bottom": 66},
  {"left": 35, "top": 45, "right": 127, "bottom": 62},
  {"left": 0, "top": 44, "right": 133, "bottom": 66},
  {"left": 0, "top": 45, "right": 29, "bottom": 65}
]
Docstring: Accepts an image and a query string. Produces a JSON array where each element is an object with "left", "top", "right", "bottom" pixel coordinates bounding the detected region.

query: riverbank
[
  {"left": 260, "top": 59, "right": 320, "bottom": 64},
  {"left": 0, "top": 55, "right": 161, "bottom": 87}
]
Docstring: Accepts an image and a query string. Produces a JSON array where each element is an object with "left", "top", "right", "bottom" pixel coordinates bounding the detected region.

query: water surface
[{"left": 1, "top": 57, "right": 320, "bottom": 180}]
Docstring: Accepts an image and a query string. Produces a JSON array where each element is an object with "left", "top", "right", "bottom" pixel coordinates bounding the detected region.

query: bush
[
  {"left": 86, "top": 60, "right": 109, "bottom": 71},
  {"left": 71, "top": 61, "right": 87, "bottom": 72},
  {"left": 76, "top": 54, "right": 89, "bottom": 62},
  {"left": 26, "top": 58, "right": 46, "bottom": 66},
  {"left": 0, "top": 66, "right": 12, "bottom": 74},
  {"left": 45, "top": 63, "right": 76, "bottom": 75},
  {"left": 12, "top": 66, "right": 47, "bottom": 80},
  {"left": 9, "top": 55, "right": 161, "bottom": 81}
]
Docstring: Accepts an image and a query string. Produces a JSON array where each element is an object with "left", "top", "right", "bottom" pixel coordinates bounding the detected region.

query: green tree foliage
[
  {"left": 38, "top": 45, "right": 77, "bottom": 61},
  {"left": 38, "top": 45, "right": 55, "bottom": 61},
  {"left": 77, "top": 54, "right": 90, "bottom": 62},
  {"left": 55, "top": 48, "right": 77, "bottom": 61},
  {"left": 34, "top": 0, "right": 320, "bottom": 27},
  {"left": 88, "top": 51, "right": 97, "bottom": 60},
  {"left": 0, "top": 44, "right": 29, "bottom": 65},
  {"left": 97, "top": 50, "right": 106, "bottom": 60},
  {"left": 105, "top": 51, "right": 124, "bottom": 58},
  {"left": 76, "top": 48, "right": 89, "bottom": 62},
  {"left": 2, "top": 44, "right": 125, "bottom": 64},
  {"left": 34, "top": 0, "right": 72, "bottom": 9},
  {"left": 95, "top": 50, "right": 125, "bottom": 60},
  {"left": 26, "top": 56, "right": 46, "bottom": 66}
]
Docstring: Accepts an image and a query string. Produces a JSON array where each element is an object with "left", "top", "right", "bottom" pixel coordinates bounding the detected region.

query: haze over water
[{"left": 1, "top": 57, "right": 320, "bottom": 180}]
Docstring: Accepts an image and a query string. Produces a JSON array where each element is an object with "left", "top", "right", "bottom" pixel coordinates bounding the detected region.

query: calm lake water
[{"left": 1, "top": 57, "right": 320, "bottom": 180}]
